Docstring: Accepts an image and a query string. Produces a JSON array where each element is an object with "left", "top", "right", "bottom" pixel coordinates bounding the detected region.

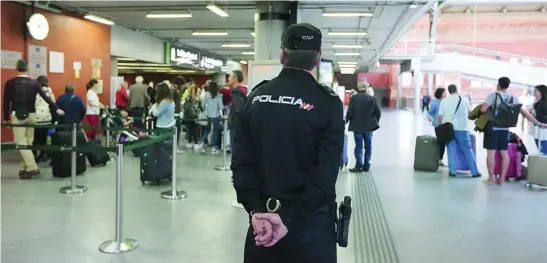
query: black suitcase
[
  {"left": 140, "top": 139, "right": 173, "bottom": 185},
  {"left": 86, "top": 139, "right": 109, "bottom": 167},
  {"left": 51, "top": 131, "right": 87, "bottom": 177}
]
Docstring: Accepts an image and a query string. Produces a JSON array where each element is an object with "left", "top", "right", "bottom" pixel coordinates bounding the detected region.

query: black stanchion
[
  {"left": 215, "top": 118, "right": 230, "bottom": 171},
  {"left": 59, "top": 123, "right": 87, "bottom": 195},
  {"left": 99, "top": 143, "right": 138, "bottom": 254}
]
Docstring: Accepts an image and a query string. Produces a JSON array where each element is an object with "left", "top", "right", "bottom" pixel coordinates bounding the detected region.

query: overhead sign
[{"left": 165, "top": 42, "right": 226, "bottom": 72}]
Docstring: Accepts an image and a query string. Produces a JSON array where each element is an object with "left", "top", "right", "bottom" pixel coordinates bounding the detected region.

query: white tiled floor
[{"left": 1, "top": 110, "right": 546, "bottom": 263}]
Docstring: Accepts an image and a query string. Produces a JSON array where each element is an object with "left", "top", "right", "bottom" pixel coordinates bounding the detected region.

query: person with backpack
[
  {"left": 182, "top": 84, "right": 203, "bottom": 150},
  {"left": 227, "top": 70, "right": 248, "bottom": 150},
  {"left": 480, "top": 77, "right": 547, "bottom": 185}
]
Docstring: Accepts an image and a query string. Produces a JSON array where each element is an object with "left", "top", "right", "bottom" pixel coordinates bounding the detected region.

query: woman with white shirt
[
  {"left": 34, "top": 76, "right": 55, "bottom": 162},
  {"left": 85, "top": 79, "right": 103, "bottom": 139}
]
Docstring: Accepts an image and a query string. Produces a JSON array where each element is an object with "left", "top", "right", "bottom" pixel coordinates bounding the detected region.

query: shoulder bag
[{"left": 435, "top": 96, "right": 462, "bottom": 143}]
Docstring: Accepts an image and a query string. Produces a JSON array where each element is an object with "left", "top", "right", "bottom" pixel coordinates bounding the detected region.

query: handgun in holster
[{"left": 335, "top": 196, "right": 352, "bottom": 247}]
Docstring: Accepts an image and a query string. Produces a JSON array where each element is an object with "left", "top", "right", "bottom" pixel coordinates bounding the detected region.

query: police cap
[{"left": 281, "top": 23, "right": 322, "bottom": 51}]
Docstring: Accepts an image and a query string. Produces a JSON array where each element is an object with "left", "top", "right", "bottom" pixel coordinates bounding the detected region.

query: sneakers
[
  {"left": 19, "top": 170, "right": 40, "bottom": 180},
  {"left": 212, "top": 148, "right": 219, "bottom": 154},
  {"left": 176, "top": 148, "right": 184, "bottom": 154},
  {"left": 186, "top": 143, "right": 194, "bottom": 149},
  {"left": 349, "top": 167, "right": 362, "bottom": 173},
  {"left": 194, "top": 144, "right": 202, "bottom": 150}
]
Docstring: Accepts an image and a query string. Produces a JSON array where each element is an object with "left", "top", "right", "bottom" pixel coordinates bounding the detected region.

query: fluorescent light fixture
[
  {"left": 328, "top": 31, "right": 367, "bottom": 36},
  {"left": 340, "top": 70, "right": 355, "bottom": 74},
  {"left": 192, "top": 31, "right": 228, "bottom": 36},
  {"left": 338, "top": 61, "right": 358, "bottom": 65},
  {"left": 241, "top": 52, "right": 255, "bottom": 55},
  {"left": 239, "top": 60, "right": 248, "bottom": 64},
  {"left": 338, "top": 65, "right": 356, "bottom": 68},
  {"left": 207, "top": 3, "right": 229, "bottom": 17},
  {"left": 410, "top": 4, "right": 418, "bottom": 8},
  {"left": 332, "top": 44, "right": 363, "bottom": 48},
  {"left": 221, "top": 43, "right": 251, "bottom": 48},
  {"left": 335, "top": 52, "right": 360, "bottom": 56},
  {"left": 250, "top": 32, "right": 256, "bottom": 37},
  {"left": 84, "top": 15, "right": 114, "bottom": 25},
  {"left": 146, "top": 13, "right": 192, "bottom": 18},
  {"left": 322, "top": 12, "right": 373, "bottom": 17}
]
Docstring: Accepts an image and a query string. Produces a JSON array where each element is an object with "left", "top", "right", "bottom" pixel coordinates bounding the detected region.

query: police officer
[{"left": 231, "top": 23, "right": 344, "bottom": 263}]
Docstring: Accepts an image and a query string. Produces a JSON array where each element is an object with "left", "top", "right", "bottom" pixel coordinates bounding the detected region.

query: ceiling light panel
[
  {"left": 328, "top": 31, "right": 367, "bottom": 36},
  {"left": 335, "top": 52, "right": 361, "bottom": 56},
  {"left": 207, "top": 3, "right": 229, "bottom": 17},
  {"left": 338, "top": 61, "right": 358, "bottom": 65},
  {"left": 222, "top": 43, "right": 251, "bottom": 48},
  {"left": 241, "top": 52, "right": 255, "bottom": 55},
  {"left": 332, "top": 44, "right": 363, "bottom": 48},
  {"left": 192, "top": 31, "right": 228, "bottom": 36},
  {"left": 322, "top": 12, "right": 373, "bottom": 17},
  {"left": 250, "top": 32, "right": 256, "bottom": 37},
  {"left": 338, "top": 64, "right": 356, "bottom": 68},
  {"left": 84, "top": 15, "right": 114, "bottom": 25},
  {"left": 146, "top": 12, "right": 192, "bottom": 18}
]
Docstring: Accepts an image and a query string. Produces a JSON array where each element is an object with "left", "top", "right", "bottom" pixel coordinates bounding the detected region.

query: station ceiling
[{"left": 53, "top": 0, "right": 430, "bottom": 69}]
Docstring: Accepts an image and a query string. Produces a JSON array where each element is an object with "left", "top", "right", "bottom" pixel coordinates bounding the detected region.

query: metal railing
[
  {"left": 383, "top": 40, "right": 434, "bottom": 57},
  {"left": 434, "top": 44, "right": 547, "bottom": 68}
]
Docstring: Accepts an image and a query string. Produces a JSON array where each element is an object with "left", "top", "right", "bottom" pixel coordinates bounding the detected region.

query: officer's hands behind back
[{"left": 252, "top": 213, "right": 288, "bottom": 248}]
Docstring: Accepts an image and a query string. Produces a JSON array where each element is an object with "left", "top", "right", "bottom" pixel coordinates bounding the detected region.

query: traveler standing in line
[
  {"left": 481, "top": 77, "right": 546, "bottom": 184},
  {"left": 2, "top": 60, "right": 64, "bottom": 179},
  {"left": 33, "top": 76, "right": 56, "bottom": 163},
  {"left": 147, "top": 81, "right": 156, "bottom": 105},
  {"left": 85, "top": 79, "right": 103, "bottom": 140},
  {"left": 128, "top": 76, "right": 150, "bottom": 128},
  {"left": 227, "top": 70, "right": 248, "bottom": 150},
  {"left": 149, "top": 83, "right": 176, "bottom": 130},
  {"left": 172, "top": 76, "right": 186, "bottom": 152},
  {"left": 346, "top": 81, "right": 381, "bottom": 173},
  {"left": 422, "top": 95, "right": 431, "bottom": 113},
  {"left": 56, "top": 84, "right": 86, "bottom": 126},
  {"left": 182, "top": 84, "right": 203, "bottom": 150},
  {"left": 531, "top": 84, "right": 547, "bottom": 151},
  {"left": 200, "top": 81, "right": 223, "bottom": 153},
  {"left": 438, "top": 85, "right": 481, "bottom": 178},
  {"left": 518, "top": 88, "right": 535, "bottom": 131},
  {"left": 115, "top": 81, "right": 129, "bottom": 110},
  {"left": 428, "top": 87, "right": 447, "bottom": 166},
  {"left": 231, "top": 23, "right": 343, "bottom": 263}
]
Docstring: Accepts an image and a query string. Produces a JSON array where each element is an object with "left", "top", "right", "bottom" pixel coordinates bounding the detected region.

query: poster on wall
[
  {"left": 28, "top": 45, "right": 47, "bottom": 79},
  {"left": 73, "top": 61, "right": 82, "bottom": 78},
  {"left": 1, "top": 50, "right": 22, "bottom": 69},
  {"left": 49, "top": 51, "right": 64, "bottom": 73},
  {"left": 91, "top": 59, "right": 102, "bottom": 79},
  {"left": 96, "top": 79, "right": 104, "bottom": 95}
]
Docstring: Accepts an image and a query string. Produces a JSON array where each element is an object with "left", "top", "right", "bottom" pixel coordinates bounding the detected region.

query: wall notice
[
  {"left": 49, "top": 51, "right": 64, "bottom": 73},
  {"left": 91, "top": 58, "right": 102, "bottom": 79},
  {"left": 28, "top": 45, "right": 48, "bottom": 78},
  {"left": 1, "top": 50, "right": 22, "bottom": 69}
]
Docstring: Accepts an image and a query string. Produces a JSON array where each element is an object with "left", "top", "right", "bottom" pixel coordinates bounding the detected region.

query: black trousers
[
  {"left": 243, "top": 211, "right": 337, "bottom": 263},
  {"left": 438, "top": 140, "right": 446, "bottom": 161},
  {"left": 185, "top": 122, "right": 200, "bottom": 144},
  {"left": 130, "top": 107, "right": 145, "bottom": 128},
  {"left": 33, "top": 126, "right": 49, "bottom": 158}
]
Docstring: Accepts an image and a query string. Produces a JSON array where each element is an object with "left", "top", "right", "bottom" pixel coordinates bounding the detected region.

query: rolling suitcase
[
  {"left": 414, "top": 135, "right": 440, "bottom": 172},
  {"left": 454, "top": 133, "right": 477, "bottom": 172},
  {"left": 140, "top": 139, "right": 173, "bottom": 185},
  {"left": 51, "top": 131, "right": 87, "bottom": 177},
  {"left": 494, "top": 143, "right": 522, "bottom": 179},
  {"left": 526, "top": 139, "right": 547, "bottom": 188},
  {"left": 86, "top": 139, "right": 109, "bottom": 167},
  {"left": 340, "top": 133, "right": 348, "bottom": 170}
]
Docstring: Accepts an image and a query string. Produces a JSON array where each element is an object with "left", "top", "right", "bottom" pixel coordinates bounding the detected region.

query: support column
[
  {"left": 111, "top": 56, "right": 118, "bottom": 77},
  {"left": 427, "top": 73, "right": 434, "bottom": 96},
  {"left": 428, "top": 1, "right": 439, "bottom": 55},
  {"left": 411, "top": 57, "right": 422, "bottom": 115},
  {"left": 254, "top": 1, "right": 291, "bottom": 61},
  {"left": 396, "top": 66, "right": 402, "bottom": 110}
]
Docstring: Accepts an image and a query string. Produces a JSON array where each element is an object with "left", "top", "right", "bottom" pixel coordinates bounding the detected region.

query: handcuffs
[{"left": 266, "top": 197, "right": 281, "bottom": 213}]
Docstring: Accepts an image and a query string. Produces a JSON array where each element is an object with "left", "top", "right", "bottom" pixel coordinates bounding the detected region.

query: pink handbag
[{"left": 494, "top": 143, "right": 522, "bottom": 179}]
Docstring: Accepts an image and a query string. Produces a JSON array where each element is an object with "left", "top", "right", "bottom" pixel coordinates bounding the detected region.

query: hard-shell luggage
[
  {"left": 140, "top": 138, "right": 173, "bottom": 185},
  {"left": 340, "top": 134, "right": 348, "bottom": 170},
  {"left": 414, "top": 135, "right": 439, "bottom": 172},
  {"left": 526, "top": 142, "right": 547, "bottom": 188},
  {"left": 454, "top": 133, "right": 477, "bottom": 172},
  {"left": 494, "top": 143, "right": 522, "bottom": 179},
  {"left": 51, "top": 131, "right": 87, "bottom": 177},
  {"left": 86, "top": 139, "right": 109, "bottom": 167}
]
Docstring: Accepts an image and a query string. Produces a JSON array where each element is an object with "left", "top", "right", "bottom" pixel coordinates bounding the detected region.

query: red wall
[{"left": 1, "top": 2, "right": 111, "bottom": 142}]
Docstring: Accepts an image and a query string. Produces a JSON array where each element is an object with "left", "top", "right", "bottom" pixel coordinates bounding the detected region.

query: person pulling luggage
[{"left": 231, "top": 23, "right": 344, "bottom": 263}]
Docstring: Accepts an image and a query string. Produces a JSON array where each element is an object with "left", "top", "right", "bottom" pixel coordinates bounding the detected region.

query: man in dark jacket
[
  {"left": 346, "top": 82, "right": 381, "bottom": 172},
  {"left": 56, "top": 84, "right": 86, "bottom": 125},
  {"left": 227, "top": 70, "right": 248, "bottom": 149}
]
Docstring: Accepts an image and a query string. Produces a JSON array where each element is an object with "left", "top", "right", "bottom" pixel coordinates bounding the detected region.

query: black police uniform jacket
[{"left": 231, "top": 68, "right": 344, "bottom": 224}]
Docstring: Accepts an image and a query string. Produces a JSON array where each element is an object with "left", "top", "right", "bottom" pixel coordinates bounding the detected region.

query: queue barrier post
[
  {"left": 215, "top": 118, "right": 230, "bottom": 171},
  {"left": 161, "top": 126, "right": 188, "bottom": 200},
  {"left": 106, "top": 112, "right": 111, "bottom": 147},
  {"left": 59, "top": 123, "right": 88, "bottom": 195},
  {"left": 99, "top": 143, "right": 138, "bottom": 254}
]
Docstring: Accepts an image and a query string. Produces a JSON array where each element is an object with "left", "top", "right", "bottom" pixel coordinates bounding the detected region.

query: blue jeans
[
  {"left": 447, "top": 130, "right": 479, "bottom": 175},
  {"left": 354, "top": 132, "right": 373, "bottom": 169},
  {"left": 201, "top": 117, "right": 220, "bottom": 147}
]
